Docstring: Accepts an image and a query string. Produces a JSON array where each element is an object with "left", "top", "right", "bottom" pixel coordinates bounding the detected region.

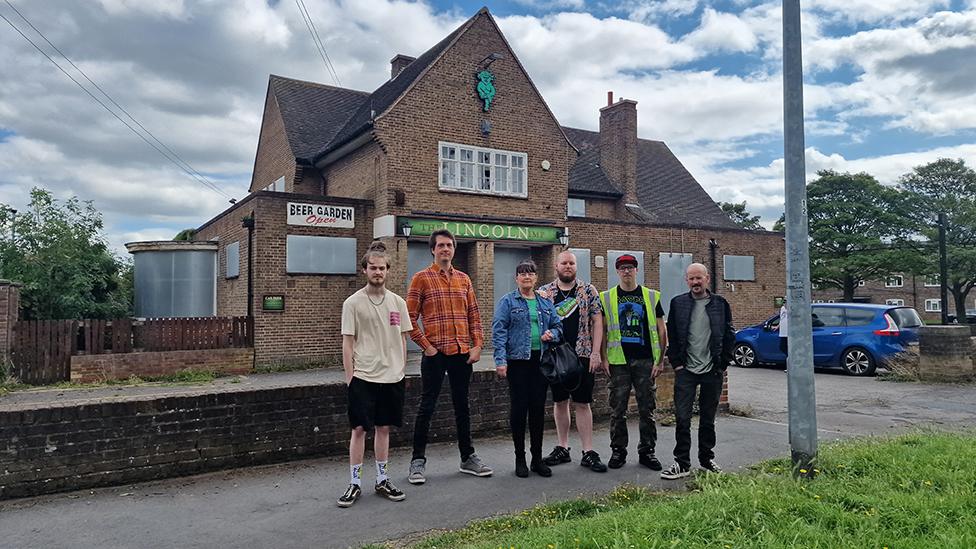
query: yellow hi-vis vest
[{"left": 600, "top": 286, "right": 662, "bottom": 365}]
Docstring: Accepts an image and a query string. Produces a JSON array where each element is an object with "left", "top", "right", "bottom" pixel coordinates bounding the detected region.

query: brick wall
[
  {"left": 0, "top": 281, "right": 20, "bottom": 366},
  {"left": 323, "top": 140, "right": 385, "bottom": 206},
  {"left": 249, "top": 88, "right": 297, "bottom": 193},
  {"left": 197, "top": 203, "right": 250, "bottom": 319},
  {"left": 70, "top": 348, "right": 253, "bottom": 384},
  {"left": 812, "top": 274, "right": 950, "bottom": 322},
  {"left": 375, "top": 13, "right": 577, "bottom": 226},
  {"left": 568, "top": 219, "right": 786, "bottom": 328},
  {"left": 0, "top": 369, "right": 707, "bottom": 500}
]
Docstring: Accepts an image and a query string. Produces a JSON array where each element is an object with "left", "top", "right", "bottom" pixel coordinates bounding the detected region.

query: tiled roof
[
  {"left": 561, "top": 126, "right": 737, "bottom": 229},
  {"left": 269, "top": 75, "right": 369, "bottom": 163}
]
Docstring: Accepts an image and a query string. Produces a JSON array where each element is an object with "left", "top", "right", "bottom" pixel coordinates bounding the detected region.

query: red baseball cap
[{"left": 615, "top": 254, "right": 638, "bottom": 269}]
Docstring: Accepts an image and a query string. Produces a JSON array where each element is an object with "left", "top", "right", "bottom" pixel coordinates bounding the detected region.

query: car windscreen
[{"left": 889, "top": 307, "right": 922, "bottom": 328}]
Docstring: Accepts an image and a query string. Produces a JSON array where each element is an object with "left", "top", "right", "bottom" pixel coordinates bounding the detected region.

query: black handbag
[{"left": 540, "top": 341, "right": 583, "bottom": 392}]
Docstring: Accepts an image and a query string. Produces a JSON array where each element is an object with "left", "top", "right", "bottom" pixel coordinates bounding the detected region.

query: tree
[
  {"left": 772, "top": 213, "right": 785, "bottom": 233},
  {"left": 719, "top": 201, "right": 764, "bottom": 230},
  {"left": 900, "top": 158, "right": 976, "bottom": 319},
  {"left": 173, "top": 228, "right": 196, "bottom": 241},
  {"left": 0, "top": 188, "right": 132, "bottom": 320},
  {"left": 804, "top": 170, "right": 916, "bottom": 301}
]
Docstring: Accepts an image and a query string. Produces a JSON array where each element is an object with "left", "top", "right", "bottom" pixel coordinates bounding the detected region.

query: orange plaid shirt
[{"left": 407, "top": 263, "right": 484, "bottom": 355}]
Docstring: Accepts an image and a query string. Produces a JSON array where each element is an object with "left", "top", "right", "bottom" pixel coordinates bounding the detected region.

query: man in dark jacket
[{"left": 661, "top": 263, "right": 734, "bottom": 479}]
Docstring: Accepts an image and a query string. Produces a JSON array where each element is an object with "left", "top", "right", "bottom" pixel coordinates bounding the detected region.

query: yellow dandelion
[
  {"left": 800, "top": 468, "right": 808, "bottom": 474},
  {"left": 924, "top": 480, "right": 932, "bottom": 486},
  {"left": 814, "top": 494, "right": 821, "bottom": 500}
]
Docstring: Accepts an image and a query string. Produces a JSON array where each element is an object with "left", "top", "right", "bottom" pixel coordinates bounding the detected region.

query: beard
[
  {"left": 367, "top": 278, "right": 385, "bottom": 288},
  {"left": 557, "top": 272, "right": 575, "bottom": 283}
]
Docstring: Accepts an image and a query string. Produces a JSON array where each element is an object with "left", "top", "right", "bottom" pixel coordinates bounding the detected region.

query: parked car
[
  {"left": 947, "top": 309, "right": 976, "bottom": 324},
  {"left": 731, "top": 303, "right": 923, "bottom": 376}
]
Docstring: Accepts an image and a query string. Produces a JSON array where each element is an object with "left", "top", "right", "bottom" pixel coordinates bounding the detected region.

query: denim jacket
[{"left": 492, "top": 290, "right": 563, "bottom": 366}]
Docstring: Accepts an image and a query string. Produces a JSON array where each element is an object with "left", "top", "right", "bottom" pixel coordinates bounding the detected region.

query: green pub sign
[
  {"left": 263, "top": 295, "right": 285, "bottom": 312},
  {"left": 405, "top": 218, "right": 561, "bottom": 244}
]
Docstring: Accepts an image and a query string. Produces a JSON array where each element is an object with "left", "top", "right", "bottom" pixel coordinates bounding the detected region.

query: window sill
[{"left": 437, "top": 186, "right": 528, "bottom": 200}]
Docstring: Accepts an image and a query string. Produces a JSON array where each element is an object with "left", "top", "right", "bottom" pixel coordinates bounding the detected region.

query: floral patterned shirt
[{"left": 537, "top": 279, "right": 602, "bottom": 358}]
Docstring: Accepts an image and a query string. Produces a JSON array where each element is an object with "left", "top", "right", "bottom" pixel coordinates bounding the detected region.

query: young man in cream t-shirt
[{"left": 337, "top": 242, "right": 413, "bottom": 508}]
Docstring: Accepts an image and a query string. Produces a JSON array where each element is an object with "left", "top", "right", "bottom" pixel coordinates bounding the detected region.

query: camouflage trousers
[{"left": 608, "top": 357, "right": 657, "bottom": 455}]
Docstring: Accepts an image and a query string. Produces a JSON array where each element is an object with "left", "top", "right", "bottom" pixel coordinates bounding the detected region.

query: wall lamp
[
  {"left": 400, "top": 221, "right": 413, "bottom": 238},
  {"left": 557, "top": 229, "right": 569, "bottom": 247}
]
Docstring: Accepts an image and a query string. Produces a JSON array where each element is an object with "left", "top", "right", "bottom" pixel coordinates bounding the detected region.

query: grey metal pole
[
  {"left": 782, "top": 0, "right": 818, "bottom": 477},
  {"left": 938, "top": 212, "right": 949, "bottom": 324}
]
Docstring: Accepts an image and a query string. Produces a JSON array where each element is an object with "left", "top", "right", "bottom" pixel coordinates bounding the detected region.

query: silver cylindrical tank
[{"left": 125, "top": 241, "right": 218, "bottom": 318}]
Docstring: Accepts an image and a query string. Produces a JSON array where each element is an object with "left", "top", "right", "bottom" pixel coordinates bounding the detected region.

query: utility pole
[
  {"left": 938, "top": 212, "right": 949, "bottom": 324},
  {"left": 782, "top": 0, "right": 817, "bottom": 477}
]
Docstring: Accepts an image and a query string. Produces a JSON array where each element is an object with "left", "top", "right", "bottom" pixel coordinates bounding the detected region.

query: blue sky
[{"left": 1, "top": 0, "right": 975, "bottom": 250}]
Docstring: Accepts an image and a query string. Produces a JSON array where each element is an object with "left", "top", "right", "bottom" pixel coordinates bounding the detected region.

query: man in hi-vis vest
[{"left": 599, "top": 254, "right": 668, "bottom": 470}]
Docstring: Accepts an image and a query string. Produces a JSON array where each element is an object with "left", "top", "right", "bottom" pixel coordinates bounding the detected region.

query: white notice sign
[{"left": 287, "top": 202, "right": 355, "bottom": 228}]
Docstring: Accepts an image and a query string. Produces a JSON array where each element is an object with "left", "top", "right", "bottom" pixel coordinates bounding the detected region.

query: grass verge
[{"left": 410, "top": 431, "right": 976, "bottom": 549}]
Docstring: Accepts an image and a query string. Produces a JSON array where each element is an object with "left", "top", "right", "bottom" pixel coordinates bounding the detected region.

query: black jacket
[{"left": 666, "top": 291, "right": 735, "bottom": 372}]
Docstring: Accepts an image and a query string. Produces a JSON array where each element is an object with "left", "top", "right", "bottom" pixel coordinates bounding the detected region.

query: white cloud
[
  {"left": 807, "top": 0, "right": 950, "bottom": 24},
  {"left": 95, "top": 0, "right": 186, "bottom": 18},
  {"left": 621, "top": 0, "right": 702, "bottom": 21},
  {"left": 682, "top": 9, "right": 760, "bottom": 53}
]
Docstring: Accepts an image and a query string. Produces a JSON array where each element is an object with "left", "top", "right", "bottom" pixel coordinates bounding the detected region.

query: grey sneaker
[
  {"left": 408, "top": 458, "right": 426, "bottom": 485},
  {"left": 661, "top": 462, "right": 691, "bottom": 480},
  {"left": 459, "top": 453, "right": 493, "bottom": 477},
  {"left": 700, "top": 459, "right": 723, "bottom": 474}
]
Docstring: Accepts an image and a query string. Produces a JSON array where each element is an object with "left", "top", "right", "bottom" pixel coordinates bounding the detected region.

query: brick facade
[
  {"left": 812, "top": 274, "right": 957, "bottom": 323},
  {"left": 0, "top": 281, "right": 20, "bottom": 367},
  {"left": 70, "top": 348, "right": 253, "bottom": 384},
  {"left": 249, "top": 89, "right": 295, "bottom": 193}
]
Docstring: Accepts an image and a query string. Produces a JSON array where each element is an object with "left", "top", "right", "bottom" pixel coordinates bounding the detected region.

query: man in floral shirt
[{"left": 537, "top": 250, "right": 607, "bottom": 472}]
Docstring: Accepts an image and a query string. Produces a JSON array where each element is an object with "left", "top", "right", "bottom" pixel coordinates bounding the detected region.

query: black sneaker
[
  {"left": 337, "top": 483, "right": 361, "bottom": 507},
  {"left": 374, "top": 479, "right": 406, "bottom": 502},
  {"left": 542, "top": 446, "right": 572, "bottom": 466},
  {"left": 580, "top": 450, "right": 608, "bottom": 473},
  {"left": 700, "top": 459, "right": 723, "bottom": 474},
  {"left": 515, "top": 454, "right": 529, "bottom": 478},
  {"left": 661, "top": 462, "right": 691, "bottom": 480},
  {"left": 607, "top": 448, "right": 627, "bottom": 469},
  {"left": 639, "top": 453, "right": 663, "bottom": 471}
]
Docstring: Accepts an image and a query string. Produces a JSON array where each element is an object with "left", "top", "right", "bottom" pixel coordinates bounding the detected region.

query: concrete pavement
[{"left": 2, "top": 367, "right": 974, "bottom": 549}]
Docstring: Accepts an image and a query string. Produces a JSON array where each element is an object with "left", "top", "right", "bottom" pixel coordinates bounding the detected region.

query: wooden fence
[{"left": 9, "top": 316, "right": 253, "bottom": 385}]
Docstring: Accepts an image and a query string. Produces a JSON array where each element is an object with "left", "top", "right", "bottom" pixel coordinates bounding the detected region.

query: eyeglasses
[
  {"left": 516, "top": 271, "right": 537, "bottom": 277},
  {"left": 617, "top": 265, "right": 637, "bottom": 272}
]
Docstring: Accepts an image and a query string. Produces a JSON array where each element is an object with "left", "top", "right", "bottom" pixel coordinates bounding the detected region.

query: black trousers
[
  {"left": 673, "top": 368, "right": 723, "bottom": 468},
  {"left": 411, "top": 352, "right": 474, "bottom": 461},
  {"left": 506, "top": 351, "right": 548, "bottom": 460}
]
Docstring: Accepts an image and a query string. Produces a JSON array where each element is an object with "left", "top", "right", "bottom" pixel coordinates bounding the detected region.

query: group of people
[{"left": 337, "top": 228, "right": 735, "bottom": 508}]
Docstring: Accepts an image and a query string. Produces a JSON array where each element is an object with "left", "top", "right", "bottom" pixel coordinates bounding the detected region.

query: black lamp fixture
[
  {"left": 557, "top": 229, "right": 569, "bottom": 247},
  {"left": 400, "top": 220, "right": 413, "bottom": 238},
  {"left": 479, "top": 52, "right": 506, "bottom": 67}
]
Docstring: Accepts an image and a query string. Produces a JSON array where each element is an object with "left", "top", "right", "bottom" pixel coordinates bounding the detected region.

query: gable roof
[
  {"left": 269, "top": 75, "right": 369, "bottom": 163},
  {"left": 561, "top": 126, "right": 738, "bottom": 229}
]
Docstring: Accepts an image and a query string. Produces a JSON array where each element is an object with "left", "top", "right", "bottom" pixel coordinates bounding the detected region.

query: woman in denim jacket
[{"left": 492, "top": 259, "right": 563, "bottom": 478}]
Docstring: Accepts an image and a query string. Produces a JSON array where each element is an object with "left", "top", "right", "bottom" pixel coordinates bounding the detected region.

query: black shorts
[
  {"left": 347, "top": 377, "right": 405, "bottom": 430},
  {"left": 550, "top": 356, "right": 595, "bottom": 404}
]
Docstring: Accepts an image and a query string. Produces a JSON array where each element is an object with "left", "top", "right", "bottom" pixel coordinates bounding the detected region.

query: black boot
[
  {"left": 530, "top": 457, "right": 552, "bottom": 477},
  {"left": 515, "top": 453, "right": 529, "bottom": 478}
]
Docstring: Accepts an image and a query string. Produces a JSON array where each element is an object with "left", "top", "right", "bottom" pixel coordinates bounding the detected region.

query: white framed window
[
  {"left": 886, "top": 299, "right": 905, "bottom": 306},
  {"left": 827, "top": 299, "right": 836, "bottom": 303},
  {"left": 858, "top": 280, "right": 866, "bottom": 287},
  {"left": 813, "top": 300, "right": 825, "bottom": 304},
  {"left": 925, "top": 299, "right": 942, "bottom": 312},
  {"left": 885, "top": 275, "right": 904, "bottom": 288},
  {"left": 439, "top": 142, "right": 527, "bottom": 197},
  {"left": 263, "top": 175, "right": 285, "bottom": 192},
  {"left": 567, "top": 198, "right": 586, "bottom": 217},
  {"left": 924, "top": 276, "right": 940, "bottom": 287}
]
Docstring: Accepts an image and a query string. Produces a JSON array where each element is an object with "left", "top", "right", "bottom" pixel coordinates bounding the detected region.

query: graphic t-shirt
[
  {"left": 552, "top": 285, "right": 580, "bottom": 352},
  {"left": 612, "top": 287, "right": 665, "bottom": 360}
]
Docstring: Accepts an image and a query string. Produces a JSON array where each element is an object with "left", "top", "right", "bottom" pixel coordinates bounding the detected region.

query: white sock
[
  {"left": 350, "top": 463, "right": 362, "bottom": 486},
  {"left": 375, "top": 460, "right": 388, "bottom": 484}
]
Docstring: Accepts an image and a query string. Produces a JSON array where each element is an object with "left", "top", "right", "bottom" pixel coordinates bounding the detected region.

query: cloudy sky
[{"left": 2, "top": 0, "right": 976, "bottom": 253}]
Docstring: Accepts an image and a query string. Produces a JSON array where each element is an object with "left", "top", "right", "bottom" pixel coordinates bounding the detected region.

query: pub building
[{"left": 194, "top": 7, "right": 785, "bottom": 367}]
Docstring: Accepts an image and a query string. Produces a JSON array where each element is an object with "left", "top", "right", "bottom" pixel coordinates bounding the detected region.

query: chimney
[
  {"left": 599, "top": 93, "right": 639, "bottom": 208},
  {"left": 390, "top": 54, "right": 416, "bottom": 79}
]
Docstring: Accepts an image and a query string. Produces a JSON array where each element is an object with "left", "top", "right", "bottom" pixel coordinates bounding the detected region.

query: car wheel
[
  {"left": 732, "top": 343, "right": 756, "bottom": 368},
  {"left": 841, "top": 347, "right": 875, "bottom": 376}
]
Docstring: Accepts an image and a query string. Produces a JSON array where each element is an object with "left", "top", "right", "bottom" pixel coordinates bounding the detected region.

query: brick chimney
[
  {"left": 390, "top": 54, "right": 416, "bottom": 79},
  {"left": 599, "top": 92, "right": 639, "bottom": 208}
]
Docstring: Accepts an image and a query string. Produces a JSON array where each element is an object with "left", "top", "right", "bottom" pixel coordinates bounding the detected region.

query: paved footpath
[{"left": 1, "top": 367, "right": 974, "bottom": 549}]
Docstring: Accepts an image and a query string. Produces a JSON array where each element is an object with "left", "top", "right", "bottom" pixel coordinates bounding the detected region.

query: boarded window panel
[
  {"left": 569, "top": 248, "right": 591, "bottom": 285},
  {"left": 723, "top": 255, "right": 756, "bottom": 281},
  {"left": 286, "top": 236, "right": 357, "bottom": 274},
  {"left": 658, "top": 252, "right": 693, "bottom": 317},
  {"left": 607, "top": 250, "right": 645, "bottom": 289},
  {"left": 567, "top": 198, "right": 586, "bottom": 217},
  {"left": 225, "top": 241, "right": 240, "bottom": 279}
]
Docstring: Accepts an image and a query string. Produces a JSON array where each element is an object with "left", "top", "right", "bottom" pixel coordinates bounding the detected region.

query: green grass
[
  {"left": 411, "top": 431, "right": 976, "bottom": 549},
  {"left": 49, "top": 369, "right": 222, "bottom": 390}
]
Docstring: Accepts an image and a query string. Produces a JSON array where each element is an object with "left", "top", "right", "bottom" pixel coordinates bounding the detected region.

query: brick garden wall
[
  {"left": 0, "top": 367, "right": 714, "bottom": 500},
  {"left": 70, "top": 348, "right": 253, "bottom": 384}
]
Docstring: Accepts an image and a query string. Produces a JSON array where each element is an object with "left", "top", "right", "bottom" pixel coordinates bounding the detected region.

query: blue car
[{"left": 731, "top": 303, "right": 922, "bottom": 376}]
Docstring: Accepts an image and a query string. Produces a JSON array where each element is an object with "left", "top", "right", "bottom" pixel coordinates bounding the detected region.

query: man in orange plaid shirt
[{"left": 407, "top": 228, "right": 493, "bottom": 484}]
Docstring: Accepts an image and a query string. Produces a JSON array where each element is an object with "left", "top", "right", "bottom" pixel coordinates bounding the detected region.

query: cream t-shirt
[{"left": 341, "top": 288, "right": 413, "bottom": 383}]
